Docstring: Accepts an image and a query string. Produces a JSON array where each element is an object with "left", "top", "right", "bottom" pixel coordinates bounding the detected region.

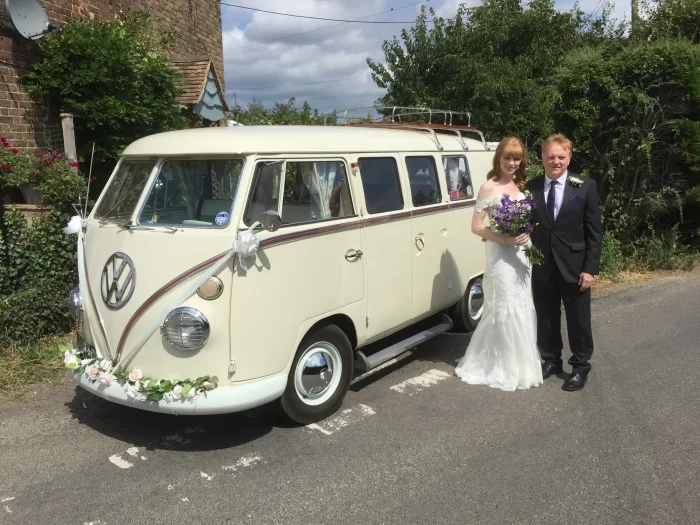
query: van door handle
[
  {"left": 415, "top": 235, "right": 425, "bottom": 251},
  {"left": 345, "top": 249, "right": 363, "bottom": 261}
]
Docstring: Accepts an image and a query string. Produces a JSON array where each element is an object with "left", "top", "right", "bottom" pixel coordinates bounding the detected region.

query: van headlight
[
  {"left": 161, "top": 307, "right": 210, "bottom": 351},
  {"left": 69, "top": 288, "right": 82, "bottom": 324}
]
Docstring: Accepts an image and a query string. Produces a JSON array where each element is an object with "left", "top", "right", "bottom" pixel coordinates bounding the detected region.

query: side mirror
[{"left": 260, "top": 210, "right": 282, "bottom": 232}]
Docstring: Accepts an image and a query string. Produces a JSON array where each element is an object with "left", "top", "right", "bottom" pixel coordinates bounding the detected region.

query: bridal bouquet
[{"left": 490, "top": 191, "right": 544, "bottom": 266}]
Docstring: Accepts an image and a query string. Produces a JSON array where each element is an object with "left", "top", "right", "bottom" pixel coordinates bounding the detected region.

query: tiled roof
[{"left": 170, "top": 59, "right": 228, "bottom": 111}]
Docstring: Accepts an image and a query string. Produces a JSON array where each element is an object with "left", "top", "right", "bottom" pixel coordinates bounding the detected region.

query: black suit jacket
[{"left": 526, "top": 173, "right": 603, "bottom": 284}]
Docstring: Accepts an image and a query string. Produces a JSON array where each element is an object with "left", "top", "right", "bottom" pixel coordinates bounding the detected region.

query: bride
[{"left": 454, "top": 137, "right": 543, "bottom": 391}]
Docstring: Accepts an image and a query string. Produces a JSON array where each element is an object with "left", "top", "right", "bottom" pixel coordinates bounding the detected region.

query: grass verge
[{"left": 0, "top": 332, "right": 74, "bottom": 400}]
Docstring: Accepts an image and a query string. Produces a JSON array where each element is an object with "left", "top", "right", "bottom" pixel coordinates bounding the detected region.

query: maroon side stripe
[
  {"left": 411, "top": 204, "right": 450, "bottom": 216},
  {"left": 261, "top": 220, "right": 362, "bottom": 248},
  {"left": 362, "top": 210, "right": 412, "bottom": 226},
  {"left": 448, "top": 200, "right": 476, "bottom": 209},
  {"left": 260, "top": 203, "right": 475, "bottom": 246},
  {"left": 114, "top": 249, "right": 231, "bottom": 363}
]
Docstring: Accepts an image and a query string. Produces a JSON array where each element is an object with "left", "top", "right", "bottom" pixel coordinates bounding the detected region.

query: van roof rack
[{"left": 329, "top": 106, "right": 492, "bottom": 151}]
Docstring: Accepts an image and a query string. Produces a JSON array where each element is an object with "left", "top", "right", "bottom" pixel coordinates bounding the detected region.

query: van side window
[
  {"left": 442, "top": 155, "right": 474, "bottom": 201},
  {"left": 244, "top": 161, "right": 283, "bottom": 226},
  {"left": 281, "top": 161, "right": 354, "bottom": 224},
  {"left": 357, "top": 157, "right": 403, "bottom": 214},
  {"left": 405, "top": 156, "right": 441, "bottom": 207}
]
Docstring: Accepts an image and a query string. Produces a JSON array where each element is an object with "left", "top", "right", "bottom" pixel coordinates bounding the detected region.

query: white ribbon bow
[{"left": 232, "top": 221, "right": 261, "bottom": 270}]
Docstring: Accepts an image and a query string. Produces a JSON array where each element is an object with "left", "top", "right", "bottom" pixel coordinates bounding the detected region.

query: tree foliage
[
  {"left": 638, "top": 0, "right": 700, "bottom": 43},
  {"left": 229, "top": 98, "right": 334, "bottom": 126},
  {"left": 369, "top": 0, "right": 700, "bottom": 250},
  {"left": 367, "top": 0, "right": 626, "bottom": 146},
  {"left": 22, "top": 10, "right": 188, "bottom": 164},
  {"left": 555, "top": 39, "right": 700, "bottom": 240}
]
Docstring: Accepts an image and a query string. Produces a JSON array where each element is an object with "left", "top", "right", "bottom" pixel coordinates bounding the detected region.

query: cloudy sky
[{"left": 221, "top": 0, "right": 630, "bottom": 116}]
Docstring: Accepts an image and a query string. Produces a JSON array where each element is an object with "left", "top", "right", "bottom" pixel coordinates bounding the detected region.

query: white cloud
[{"left": 221, "top": 0, "right": 630, "bottom": 114}]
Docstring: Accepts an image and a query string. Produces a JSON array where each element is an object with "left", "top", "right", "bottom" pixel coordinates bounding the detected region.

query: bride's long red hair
[{"left": 487, "top": 137, "right": 528, "bottom": 191}]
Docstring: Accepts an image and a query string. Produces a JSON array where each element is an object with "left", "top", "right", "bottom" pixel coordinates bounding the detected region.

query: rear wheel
[
  {"left": 450, "top": 276, "right": 484, "bottom": 332},
  {"left": 279, "top": 325, "right": 353, "bottom": 425}
]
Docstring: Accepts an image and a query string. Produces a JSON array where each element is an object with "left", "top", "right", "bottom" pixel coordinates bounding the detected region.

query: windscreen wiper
[{"left": 122, "top": 220, "right": 179, "bottom": 233}]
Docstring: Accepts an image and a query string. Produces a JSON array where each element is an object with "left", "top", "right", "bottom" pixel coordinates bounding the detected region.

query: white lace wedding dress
[{"left": 454, "top": 192, "right": 543, "bottom": 391}]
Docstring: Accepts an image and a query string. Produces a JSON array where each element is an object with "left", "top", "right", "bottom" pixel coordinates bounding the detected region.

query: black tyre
[
  {"left": 279, "top": 325, "right": 353, "bottom": 425},
  {"left": 450, "top": 276, "right": 484, "bottom": 332}
]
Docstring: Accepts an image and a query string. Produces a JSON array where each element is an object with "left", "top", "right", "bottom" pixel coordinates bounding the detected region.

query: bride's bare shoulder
[{"left": 476, "top": 180, "right": 501, "bottom": 200}]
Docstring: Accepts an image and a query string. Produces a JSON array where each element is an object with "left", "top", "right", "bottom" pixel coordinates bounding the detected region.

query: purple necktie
[{"left": 547, "top": 179, "right": 557, "bottom": 220}]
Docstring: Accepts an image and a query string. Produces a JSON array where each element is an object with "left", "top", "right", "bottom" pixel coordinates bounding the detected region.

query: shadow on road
[
  {"left": 65, "top": 386, "right": 292, "bottom": 452},
  {"left": 64, "top": 331, "right": 474, "bottom": 448}
]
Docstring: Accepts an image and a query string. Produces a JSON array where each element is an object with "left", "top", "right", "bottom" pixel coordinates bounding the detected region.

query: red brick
[{"left": 0, "top": 0, "right": 225, "bottom": 148}]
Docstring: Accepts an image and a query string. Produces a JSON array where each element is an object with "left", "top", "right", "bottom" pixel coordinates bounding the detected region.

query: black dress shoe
[
  {"left": 542, "top": 362, "right": 563, "bottom": 379},
  {"left": 562, "top": 372, "right": 588, "bottom": 391}
]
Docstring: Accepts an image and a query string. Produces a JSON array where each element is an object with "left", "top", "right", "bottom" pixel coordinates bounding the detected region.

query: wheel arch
[{"left": 302, "top": 313, "right": 358, "bottom": 350}]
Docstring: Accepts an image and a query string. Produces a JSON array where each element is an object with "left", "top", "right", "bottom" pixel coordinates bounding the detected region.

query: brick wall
[{"left": 0, "top": 0, "right": 224, "bottom": 151}]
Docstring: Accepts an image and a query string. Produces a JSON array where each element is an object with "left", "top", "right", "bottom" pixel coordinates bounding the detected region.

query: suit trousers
[{"left": 533, "top": 264, "right": 594, "bottom": 374}]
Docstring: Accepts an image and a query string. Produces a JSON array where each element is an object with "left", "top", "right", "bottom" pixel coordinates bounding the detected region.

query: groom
[{"left": 526, "top": 134, "right": 603, "bottom": 391}]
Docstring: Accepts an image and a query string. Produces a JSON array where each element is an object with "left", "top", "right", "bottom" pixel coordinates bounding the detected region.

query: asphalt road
[{"left": 2, "top": 270, "right": 700, "bottom": 525}]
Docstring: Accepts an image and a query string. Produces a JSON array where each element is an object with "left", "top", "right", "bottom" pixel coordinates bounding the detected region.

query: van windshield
[
  {"left": 93, "top": 160, "right": 155, "bottom": 222},
  {"left": 93, "top": 158, "right": 245, "bottom": 227},
  {"left": 138, "top": 158, "right": 244, "bottom": 227}
]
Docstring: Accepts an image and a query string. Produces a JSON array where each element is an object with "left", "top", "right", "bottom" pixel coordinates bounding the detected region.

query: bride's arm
[{"left": 471, "top": 209, "right": 513, "bottom": 245}]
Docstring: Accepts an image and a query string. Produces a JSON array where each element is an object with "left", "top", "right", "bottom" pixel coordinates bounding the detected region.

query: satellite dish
[{"left": 6, "top": 0, "right": 60, "bottom": 41}]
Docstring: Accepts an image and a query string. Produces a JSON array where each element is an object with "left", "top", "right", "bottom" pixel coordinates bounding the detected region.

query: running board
[{"left": 354, "top": 314, "right": 453, "bottom": 373}]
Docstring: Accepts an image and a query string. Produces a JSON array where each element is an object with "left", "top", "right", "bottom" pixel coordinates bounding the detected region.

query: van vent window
[
  {"left": 94, "top": 160, "right": 155, "bottom": 221},
  {"left": 442, "top": 155, "right": 474, "bottom": 201},
  {"left": 244, "top": 161, "right": 283, "bottom": 226},
  {"left": 405, "top": 156, "right": 441, "bottom": 207},
  {"left": 357, "top": 157, "right": 403, "bottom": 214}
]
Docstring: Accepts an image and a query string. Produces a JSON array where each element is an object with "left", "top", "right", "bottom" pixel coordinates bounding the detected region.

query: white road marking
[
  {"left": 126, "top": 447, "right": 147, "bottom": 460},
  {"left": 4, "top": 505, "right": 11, "bottom": 514},
  {"left": 108, "top": 454, "right": 133, "bottom": 469},
  {"left": 305, "top": 404, "right": 376, "bottom": 435},
  {"left": 222, "top": 454, "right": 263, "bottom": 476},
  {"left": 305, "top": 423, "right": 332, "bottom": 436},
  {"left": 181, "top": 498, "right": 189, "bottom": 503},
  {"left": 200, "top": 471, "right": 213, "bottom": 481},
  {"left": 1, "top": 498, "right": 14, "bottom": 503},
  {"left": 390, "top": 368, "right": 451, "bottom": 396}
]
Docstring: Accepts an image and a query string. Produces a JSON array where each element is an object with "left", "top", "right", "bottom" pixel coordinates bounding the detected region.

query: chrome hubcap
[
  {"left": 468, "top": 280, "right": 484, "bottom": 320},
  {"left": 294, "top": 342, "right": 342, "bottom": 406}
]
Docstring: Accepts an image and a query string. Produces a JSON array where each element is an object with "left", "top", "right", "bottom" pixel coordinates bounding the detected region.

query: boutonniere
[{"left": 568, "top": 176, "right": 583, "bottom": 188}]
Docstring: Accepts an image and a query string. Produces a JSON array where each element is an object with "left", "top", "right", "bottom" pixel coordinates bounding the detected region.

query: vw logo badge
[{"left": 101, "top": 252, "right": 136, "bottom": 309}]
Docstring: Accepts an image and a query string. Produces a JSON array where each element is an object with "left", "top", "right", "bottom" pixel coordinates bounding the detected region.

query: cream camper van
[{"left": 64, "top": 109, "right": 495, "bottom": 424}]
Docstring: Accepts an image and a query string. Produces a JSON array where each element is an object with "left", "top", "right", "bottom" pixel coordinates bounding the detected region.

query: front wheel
[
  {"left": 450, "top": 276, "right": 484, "bottom": 332},
  {"left": 279, "top": 325, "right": 353, "bottom": 425}
]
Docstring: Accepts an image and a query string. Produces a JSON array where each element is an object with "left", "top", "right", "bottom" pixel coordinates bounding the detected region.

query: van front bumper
[{"left": 72, "top": 371, "right": 288, "bottom": 415}]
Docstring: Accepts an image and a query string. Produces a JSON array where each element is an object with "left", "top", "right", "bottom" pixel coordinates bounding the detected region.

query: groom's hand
[{"left": 579, "top": 272, "right": 594, "bottom": 291}]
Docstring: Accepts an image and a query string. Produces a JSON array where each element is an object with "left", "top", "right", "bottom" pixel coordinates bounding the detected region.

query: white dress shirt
[{"left": 544, "top": 170, "right": 568, "bottom": 220}]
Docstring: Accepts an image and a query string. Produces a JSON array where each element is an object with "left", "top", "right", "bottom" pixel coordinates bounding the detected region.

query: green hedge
[{"left": 0, "top": 207, "right": 77, "bottom": 353}]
